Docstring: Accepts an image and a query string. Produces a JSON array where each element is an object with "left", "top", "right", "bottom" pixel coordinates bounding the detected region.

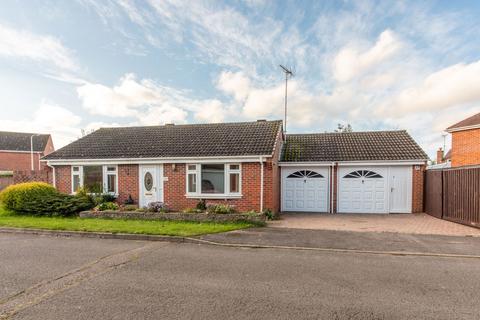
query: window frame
[
  {"left": 185, "top": 163, "right": 242, "bottom": 198},
  {"left": 71, "top": 165, "right": 118, "bottom": 195}
]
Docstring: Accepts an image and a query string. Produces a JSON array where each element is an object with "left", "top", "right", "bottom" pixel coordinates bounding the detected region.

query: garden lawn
[{"left": 0, "top": 206, "right": 255, "bottom": 237}]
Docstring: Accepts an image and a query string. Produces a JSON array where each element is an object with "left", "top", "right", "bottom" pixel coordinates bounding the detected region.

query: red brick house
[
  {"left": 42, "top": 120, "right": 427, "bottom": 214},
  {"left": 0, "top": 131, "right": 54, "bottom": 171},
  {"left": 446, "top": 112, "right": 480, "bottom": 167}
]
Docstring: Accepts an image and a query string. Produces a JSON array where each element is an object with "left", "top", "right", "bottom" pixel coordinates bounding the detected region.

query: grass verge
[{"left": 0, "top": 206, "right": 256, "bottom": 237}]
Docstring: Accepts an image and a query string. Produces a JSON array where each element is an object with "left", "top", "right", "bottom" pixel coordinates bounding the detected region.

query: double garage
[{"left": 281, "top": 164, "right": 414, "bottom": 214}]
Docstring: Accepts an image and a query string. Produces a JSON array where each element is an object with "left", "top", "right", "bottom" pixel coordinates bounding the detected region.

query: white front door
[
  {"left": 338, "top": 167, "right": 388, "bottom": 214},
  {"left": 282, "top": 167, "right": 329, "bottom": 212},
  {"left": 389, "top": 166, "right": 412, "bottom": 213},
  {"left": 140, "top": 165, "right": 163, "bottom": 207}
]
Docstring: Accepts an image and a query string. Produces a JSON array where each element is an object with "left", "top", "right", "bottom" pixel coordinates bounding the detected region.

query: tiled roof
[
  {"left": 44, "top": 120, "right": 282, "bottom": 160},
  {"left": 0, "top": 131, "right": 51, "bottom": 152},
  {"left": 281, "top": 130, "right": 428, "bottom": 162},
  {"left": 447, "top": 112, "right": 480, "bottom": 131}
]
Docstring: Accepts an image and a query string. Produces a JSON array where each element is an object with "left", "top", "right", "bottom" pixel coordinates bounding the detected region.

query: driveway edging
[{"left": 2, "top": 227, "right": 480, "bottom": 259}]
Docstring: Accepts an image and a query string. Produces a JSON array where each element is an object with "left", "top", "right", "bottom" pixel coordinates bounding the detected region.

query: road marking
[
  {"left": 187, "top": 237, "right": 480, "bottom": 259},
  {"left": 0, "top": 242, "right": 165, "bottom": 319}
]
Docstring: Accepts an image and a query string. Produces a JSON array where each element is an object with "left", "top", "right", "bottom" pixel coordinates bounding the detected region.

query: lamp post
[{"left": 30, "top": 134, "right": 40, "bottom": 171}]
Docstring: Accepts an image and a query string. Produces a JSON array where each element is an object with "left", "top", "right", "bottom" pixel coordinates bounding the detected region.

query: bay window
[
  {"left": 71, "top": 165, "right": 118, "bottom": 195},
  {"left": 186, "top": 163, "right": 241, "bottom": 197}
]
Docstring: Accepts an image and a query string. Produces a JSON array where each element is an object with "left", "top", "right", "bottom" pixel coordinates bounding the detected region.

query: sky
[{"left": 1, "top": 0, "right": 480, "bottom": 159}]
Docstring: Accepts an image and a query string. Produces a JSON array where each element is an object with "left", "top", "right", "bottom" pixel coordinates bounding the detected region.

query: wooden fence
[{"left": 425, "top": 166, "right": 480, "bottom": 228}]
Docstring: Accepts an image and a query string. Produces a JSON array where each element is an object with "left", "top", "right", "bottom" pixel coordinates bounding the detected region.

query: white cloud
[
  {"left": 379, "top": 60, "right": 480, "bottom": 116},
  {"left": 137, "top": 105, "right": 188, "bottom": 125},
  {"left": 0, "top": 102, "right": 82, "bottom": 148},
  {"left": 0, "top": 23, "right": 79, "bottom": 72},
  {"left": 194, "top": 99, "right": 227, "bottom": 123},
  {"left": 333, "top": 30, "right": 402, "bottom": 82},
  {"left": 217, "top": 71, "right": 251, "bottom": 101}
]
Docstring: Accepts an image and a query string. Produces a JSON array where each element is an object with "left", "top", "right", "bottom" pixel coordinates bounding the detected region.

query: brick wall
[
  {"left": 451, "top": 128, "right": 480, "bottom": 167},
  {"left": 331, "top": 165, "right": 338, "bottom": 213},
  {"left": 412, "top": 164, "right": 425, "bottom": 213},
  {"left": 0, "top": 151, "right": 44, "bottom": 171},
  {"left": 163, "top": 161, "right": 276, "bottom": 213},
  {"left": 55, "top": 165, "right": 71, "bottom": 194},
  {"left": 117, "top": 164, "right": 139, "bottom": 204}
]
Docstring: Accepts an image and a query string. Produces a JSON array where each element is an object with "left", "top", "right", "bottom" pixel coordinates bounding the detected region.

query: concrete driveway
[{"left": 269, "top": 213, "right": 480, "bottom": 237}]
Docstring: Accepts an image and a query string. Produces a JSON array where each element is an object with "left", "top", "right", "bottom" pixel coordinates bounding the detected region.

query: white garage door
[
  {"left": 282, "top": 168, "right": 329, "bottom": 212},
  {"left": 338, "top": 166, "right": 412, "bottom": 214}
]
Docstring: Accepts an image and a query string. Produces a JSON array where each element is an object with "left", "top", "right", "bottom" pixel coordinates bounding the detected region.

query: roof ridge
[
  {"left": 287, "top": 129, "right": 407, "bottom": 136},
  {"left": 98, "top": 120, "right": 283, "bottom": 130}
]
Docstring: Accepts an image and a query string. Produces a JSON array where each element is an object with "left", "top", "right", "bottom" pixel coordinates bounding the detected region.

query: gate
[{"left": 425, "top": 170, "right": 442, "bottom": 219}]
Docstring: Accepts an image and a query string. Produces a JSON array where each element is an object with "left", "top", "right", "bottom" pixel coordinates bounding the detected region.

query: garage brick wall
[
  {"left": 451, "top": 128, "right": 480, "bottom": 167},
  {"left": 55, "top": 165, "right": 71, "bottom": 194},
  {"left": 412, "top": 164, "right": 425, "bottom": 213}
]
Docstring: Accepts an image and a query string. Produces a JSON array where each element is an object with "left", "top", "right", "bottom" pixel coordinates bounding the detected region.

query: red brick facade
[
  {"left": 117, "top": 164, "right": 139, "bottom": 204},
  {"left": 450, "top": 128, "right": 480, "bottom": 167},
  {"left": 55, "top": 165, "right": 71, "bottom": 194},
  {"left": 163, "top": 161, "right": 276, "bottom": 213},
  {"left": 412, "top": 164, "right": 425, "bottom": 213}
]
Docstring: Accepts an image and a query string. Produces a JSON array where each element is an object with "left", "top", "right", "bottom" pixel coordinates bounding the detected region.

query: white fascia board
[
  {"left": 446, "top": 124, "right": 480, "bottom": 133},
  {"left": 336, "top": 160, "right": 427, "bottom": 166},
  {"left": 278, "top": 162, "right": 335, "bottom": 167},
  {"left": 44, "top": 155, "right": 272, "bottom": 166}
]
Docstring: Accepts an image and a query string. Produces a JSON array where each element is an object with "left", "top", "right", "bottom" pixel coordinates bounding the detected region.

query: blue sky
[{"left": 1, "top": 0, "right": 480, "bottom": 158}]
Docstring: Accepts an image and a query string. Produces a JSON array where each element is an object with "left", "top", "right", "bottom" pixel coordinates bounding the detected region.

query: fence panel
[
  {"left": 425, "top": 170, "right": 443, "bottom": 219},
  {"left": 442, "top": 167, "right": 480, "bottom": 228}
]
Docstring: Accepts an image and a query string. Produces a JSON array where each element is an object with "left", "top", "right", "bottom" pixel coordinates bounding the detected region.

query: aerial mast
[{"left": 279, "top": 65, "right": 294, "bottom": 133}]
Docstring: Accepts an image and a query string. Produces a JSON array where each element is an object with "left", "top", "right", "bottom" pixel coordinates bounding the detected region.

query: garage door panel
[{"left": 282, "top": 167, "right": 329, "bottom": 212}]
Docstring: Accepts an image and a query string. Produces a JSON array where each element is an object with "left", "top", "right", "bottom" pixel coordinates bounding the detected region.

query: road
[{"left": 1, "top": 232, "right": 479, "bottom": 319}]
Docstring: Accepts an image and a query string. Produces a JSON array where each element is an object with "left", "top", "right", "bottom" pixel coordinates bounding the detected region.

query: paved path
[
  {"left": 269, "top": 213, "right": 480, "bottom": 237},
  {"left": 1, "top": 233, "right": 480, "bottom": 319}
]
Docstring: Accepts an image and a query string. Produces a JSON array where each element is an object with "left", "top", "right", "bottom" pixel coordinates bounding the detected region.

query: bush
[
  {"left": 147, "top": 201, "right": 169, "bottom": 213},
  {"left": 0, "top": 182, "right": 94, "bottom": 216},
  {"left": 0, "top": 182, "right": 58, "bottom": 212},
  {"left": 91, "top": 193, "right": 117, "bottom": 206},
  {"left": 206, "top": 204, "right": 235, "bottom": 214},
  {"left": 263, "top": 209, "right": 274, "bottom": 220},
  {"left": 96, "top": 202, "right": 119, "bottom": 211},
  {"left": 196, "top": 199, "right": 207, "bottom": 211},
  {"left": 124, "top": 194, "right": 135, "bottom": 205},
  {"left": 120, "top": 204, "right": 138, "bottom": 211}
]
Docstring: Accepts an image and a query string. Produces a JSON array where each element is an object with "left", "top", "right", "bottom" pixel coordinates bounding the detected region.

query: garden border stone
[{"left": 79, "top": 211, "right": 266, "bottom": 224}]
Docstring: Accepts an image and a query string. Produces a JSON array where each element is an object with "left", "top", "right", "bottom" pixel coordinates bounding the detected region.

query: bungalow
[{"left": 42, "top": 120, "right": 428, "bottom": 214}]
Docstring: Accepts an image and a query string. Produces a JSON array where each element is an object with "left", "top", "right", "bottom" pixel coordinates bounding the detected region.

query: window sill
[{"left": 185, "top": 194, "right": 242, "bottom": 199}]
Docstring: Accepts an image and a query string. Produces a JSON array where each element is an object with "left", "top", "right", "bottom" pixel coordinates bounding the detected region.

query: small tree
[{"left": 334, "top": 123, "right": 353, "bottom": 133}]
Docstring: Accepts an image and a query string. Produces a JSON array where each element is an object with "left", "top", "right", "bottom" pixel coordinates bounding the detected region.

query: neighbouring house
[
  {"left": 427, "top": 147, "right": 451, "bottom": 169},
  {"left": 42, "top": 120, "right": 428, "bottom": 214},
  {"left": 0, "top": 131, "right": 54, "bottom": 171},
  {"left": 446, "top": 111, "right": 480, "bottom": 167}
]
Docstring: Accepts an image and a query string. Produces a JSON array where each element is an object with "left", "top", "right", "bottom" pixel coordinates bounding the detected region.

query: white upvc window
[
  {"left": 186, "top": 163, "right": 241, "bottom": 198},
  {"left": 71, "top": 165, "right": 118, "bottom": 195}
]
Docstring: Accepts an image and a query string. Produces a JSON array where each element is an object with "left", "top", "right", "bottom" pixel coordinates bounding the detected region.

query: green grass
[{"left": 0, "top": 205, "right": 255, "bottom": 237}]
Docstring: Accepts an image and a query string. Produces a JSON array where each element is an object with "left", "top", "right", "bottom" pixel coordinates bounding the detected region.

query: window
[
  {"left": 72, "top": 166, "right": 81, "bottom": 192},
  {"left": 186, "top": 163, "right": 241, "bottom": 197},
  {"left": 227, "top": 164, "right": 240, "bottom": 193},
  {"left": 71, "top": 165, "right": 118, "bottom": 194},
  {"left": 201, "top": 164, "right": 225, "bottom": 194},
  {"left": 343, "top": 170, "right": 383, "bottom": 178},
  {"left": 287, "top": 170, "right": 324, "bottom": 178},
  {"left": 187, "top": 164, "right": 197, "bottom": 193}
]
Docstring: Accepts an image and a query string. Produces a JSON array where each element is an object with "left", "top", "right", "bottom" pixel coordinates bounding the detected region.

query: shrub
[
  {"left": 120, "top": 204, "right": 138, "bottom": 211},
  {"left": 263, "top": 209, "right": 275, "bottom": 220},
  {"left": 0, "top": 182, "right": 58, "bottom": 212},
  {"left": 147, "top": 201, "right": 169, "bottom": 213},
  {"left": 206, "top": 204, "right": 235, "bottom": 214},
  {"left": 96, "top": 202, "right": 119, "bottom": 211},
  {"left": 124, "top": 194, "right": 135, "bottom": 205},
  {"left": 101, "top": 194, "right": 117, "bottom": 203},
  {"left": 196, "top": 199, "right": 207, "bottom": 211}
]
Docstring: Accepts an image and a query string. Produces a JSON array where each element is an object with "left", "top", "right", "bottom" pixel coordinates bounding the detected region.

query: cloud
[
  {"left": 194, "top": 99, "right": 227, "bottom": 123},
  {"left": 378, "top": 60, "right": 480, "bottom": 116},
  {"left": 333, "top": 29, "right": 402, "bottom": 82},
  {"left": 0, "top": 23, "right": 79, "bottom": 72},
  {"left": 0, "top": 102, "right": 82, "bottom": 148},
  {"left": 217, "top": 71, "right": 251, "bottom": 101}
]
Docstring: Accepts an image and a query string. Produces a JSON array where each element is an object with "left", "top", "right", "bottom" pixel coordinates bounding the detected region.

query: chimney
[
  {"left": 165, "top": 123, "right": 175, "bottom": 127},
  {"left": 256, "top": 119, "right": 266, "bottom": 122},
  {"left": 436, "top": 148, "right": 444, "bottom": 164}
]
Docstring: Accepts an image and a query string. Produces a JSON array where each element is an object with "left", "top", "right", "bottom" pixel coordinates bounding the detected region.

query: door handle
[{"left": 391, "top": 187, "right": 394, "bottom": 192}]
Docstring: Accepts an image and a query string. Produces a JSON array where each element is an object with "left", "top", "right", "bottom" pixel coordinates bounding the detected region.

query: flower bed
[{"left": 79, "top": 210, "right": 266, "bottom": 224}]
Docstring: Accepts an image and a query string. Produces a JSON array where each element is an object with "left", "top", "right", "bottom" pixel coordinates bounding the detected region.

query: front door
[
  {"left": 140, "top": 165, "right": 163, "bottom": 207},
  {"left": 389, "top": 166, "right": 412, "bottom": 213}
]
